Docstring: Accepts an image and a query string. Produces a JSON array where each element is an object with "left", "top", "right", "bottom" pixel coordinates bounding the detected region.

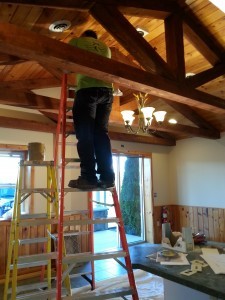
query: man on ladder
[{"left": 68, "top": 29, "right": 115, "bottom": 190}]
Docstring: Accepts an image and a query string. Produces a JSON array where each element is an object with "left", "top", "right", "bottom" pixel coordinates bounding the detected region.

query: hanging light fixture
[{"left": 121, "top": 93, "right": 167, "bottom": 134}]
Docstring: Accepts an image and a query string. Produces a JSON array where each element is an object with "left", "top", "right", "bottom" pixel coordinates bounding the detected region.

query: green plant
[{"left": 120, "top": 157, "right": 141, "bottom": 235}]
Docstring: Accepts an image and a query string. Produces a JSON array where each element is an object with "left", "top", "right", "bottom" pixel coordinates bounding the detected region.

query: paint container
[
  {"left": 28, "top": 142, "right": 45, "bottom": 161},
  {"left": 182, "top": 227, "right": 194, "bottom": 252}
]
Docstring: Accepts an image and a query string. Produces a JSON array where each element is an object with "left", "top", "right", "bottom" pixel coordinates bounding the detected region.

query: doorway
[{"left": 93, "top": 153, "right": 153, "bottom": 251}]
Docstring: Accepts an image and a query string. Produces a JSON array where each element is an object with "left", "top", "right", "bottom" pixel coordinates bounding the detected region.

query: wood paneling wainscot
[
  {"left": 0, "top": 213, "right": 89, "bottom": 281},
  {"left": 153, "top": 205, "right": 225, "bottom": 244}
]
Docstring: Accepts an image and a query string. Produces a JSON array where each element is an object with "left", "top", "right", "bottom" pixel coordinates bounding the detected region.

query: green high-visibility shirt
[{"left": 69, "top": 37, "right": 113, "bottom": 91}]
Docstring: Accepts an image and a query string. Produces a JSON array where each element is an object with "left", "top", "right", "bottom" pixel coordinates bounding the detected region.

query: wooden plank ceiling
[{"left": 0, "top": 0, "right": 225, "bottom": 146}]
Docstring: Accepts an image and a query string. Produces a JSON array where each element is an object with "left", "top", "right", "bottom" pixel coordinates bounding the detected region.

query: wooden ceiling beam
[
  {"left": 165, "top": 13, "right": 185, "bottom": 81},
  {"left": 0, "top": 0, "right": 179, "bottom": 15},
  {"left": 165, "top": 101, "right": 219, "bottom": 132},
  {"left": 108, "top": 131, "right": 176, "bottom": 146},
  {"left": 186, "top": 63, "right": 225, "bottom": 88},
  {"left": 90, "top": 4, "right": 174, "bottom": 78},
  {"left": 0, "top": 23, "right": 225, "bottom": 113},
  {"left": 0, "top": 116, "right": 56, "bottom": 133},
  {"left": 0, "top": 88, "right": 59, "bottom": 110},
  {"left": 0, "top": 0, "right": 94, "bottom": 11},
  {"left": 182, "top": 9, "right": 224, "bottom": 65},
  {"left": 157, "top": 123, "right": 220, "bottom": 139},
  {"left": 0, "top": 77, "right": 60, "bottom": 91},
  {"left": 0, "top": 53, "right": 25, "bottom": 65}
]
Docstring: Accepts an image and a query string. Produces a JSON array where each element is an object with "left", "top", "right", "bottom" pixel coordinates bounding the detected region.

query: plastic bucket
[{"left": 28, "top": 143, "right": 45, "bottom": 161}]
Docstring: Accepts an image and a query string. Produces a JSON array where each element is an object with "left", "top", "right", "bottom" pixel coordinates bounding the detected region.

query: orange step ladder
[{"left": 55, "top": 73, "right": 139, "bottom": 300}]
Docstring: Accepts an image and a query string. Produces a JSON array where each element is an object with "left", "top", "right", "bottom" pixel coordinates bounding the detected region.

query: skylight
[{"left": 209, "top": 0, "right": 225, "bottom": 13}]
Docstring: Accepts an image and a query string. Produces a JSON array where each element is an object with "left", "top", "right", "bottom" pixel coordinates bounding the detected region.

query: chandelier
[{"left": 121, "top": 93, "right": 167, "bottom": 134}]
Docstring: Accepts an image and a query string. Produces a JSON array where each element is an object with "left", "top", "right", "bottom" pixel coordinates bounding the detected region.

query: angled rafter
[
  {"left": 0, "top": 116, "right": 56, "bottom": 133},
  {"left": 109, "top": 131, "right": 176, "bottom": 146},
  {"left": 157, "top": 123, "right": 220, "bottom": 139},
  {"left": 0, "top": 77, "right": 60, "bottom": 90},
  {"left": 0, "top": 0, "right": 179, "bottom": 16},
  {"left": 0, "top": 0, "right": 94, "bottom": 11},
  {"left": 182, "top": 8, "right": 224, "bottom": 65},
  {"left": 0, "top": 53, "right": 25, "bottom": 65},
  {"left": 165, "top": 101, "right": 219, "bottom": 132},
  {"left": 0, "top": 88, "right": 59, "bottom": 110},
  {"left": 90, "top": 3, "right": 174, "bottom": 78},
  {"left": 0, "top": 23, "right": 225, "bottom": 114},
  {"left": 186, "top": 63, "right": 225, "bottom": 88}
]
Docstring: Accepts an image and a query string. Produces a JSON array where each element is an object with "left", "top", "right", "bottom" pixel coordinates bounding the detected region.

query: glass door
[{"left": 93, "top": 154, "right": 149, "bottom": 251}]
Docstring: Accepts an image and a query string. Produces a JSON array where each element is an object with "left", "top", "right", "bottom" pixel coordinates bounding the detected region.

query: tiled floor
[
  {"left": 71, "top": 258, "right": 128, "bottom": 289},
  {"left": 71, "top": 228, "right": 141, "bottom": 289}
]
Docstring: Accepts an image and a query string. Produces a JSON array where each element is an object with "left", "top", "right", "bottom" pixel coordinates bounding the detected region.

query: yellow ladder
[{"left": 3, "top": 160, "right": 71, "bottom": 300}]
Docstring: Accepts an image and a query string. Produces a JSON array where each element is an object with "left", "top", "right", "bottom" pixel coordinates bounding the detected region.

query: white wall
[{"left": 169, "top": 134, "right": 225, "bottom": 208}]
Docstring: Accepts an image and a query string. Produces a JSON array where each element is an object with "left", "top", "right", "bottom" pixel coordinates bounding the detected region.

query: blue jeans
[{"left": 73, "top": 87, "right": 115, "bottom": 182}]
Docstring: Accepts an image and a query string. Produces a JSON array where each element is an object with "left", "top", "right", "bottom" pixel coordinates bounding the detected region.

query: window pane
[{"left": 0, "top": 155, "right": 20, "bottom": 217}]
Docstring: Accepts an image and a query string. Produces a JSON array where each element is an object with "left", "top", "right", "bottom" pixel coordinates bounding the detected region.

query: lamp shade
[
  {"left": 141, "top": 107, "right": 155, "bottom": 126},
  {"left": 153, "top": 111, "right": 167, "bottom": 123},
  {"left": 121, "top": 110, "right": 135, "bottom": 125}
]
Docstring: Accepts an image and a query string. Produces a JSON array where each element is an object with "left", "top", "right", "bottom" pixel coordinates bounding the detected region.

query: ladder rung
[
  {"left": 10, "top": 260, "right": 48, "bottom": 269},
  {"left": 91, "top": 200, "right": 114, "bottom": 207},
  {"left": 58, "top": 165, "right": 80, "bottom": 169},
  {"left": 65, "top": 287, "right": 133, "bottom": 300},
  {"left": 64, "top": 217, "right": 119, "bottom": 227},
  {"left": 64, "top": 210, "right": 89, "bottom": 216},
  {"left": 21, "top": 160, "right": 54, "bottom": 167},
  {"left": 19, "top": 237, "right": 48, "bottom": 244},
  {"left": 63, "top": 250, "right": 127, "bottom": 264},
  {"left": 21, "top": 188, "right": 55, "bottom": 193},
  {"left": 11, "top": 252, "right": 57, "bottom": 269},
  {"left": 53, "top": 231, "right": 90, "bottom": 238},
  {"left": 65, "top": 158, "right": 80, "bottom": 163},
  {"left": 20, "top": 218, "right": 58, "bottom": 226},
  {"left": 20, "top": 213, "right": 51, "bottom": 219},
  {"left": 8, "top": 281, "right": 48, "bottom": 293}
]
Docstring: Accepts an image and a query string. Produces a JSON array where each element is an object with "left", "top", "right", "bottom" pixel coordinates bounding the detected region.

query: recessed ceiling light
[
  {"left": 209, "top": 0, "right": 225, "bottom": 13},
  {"left": 185, "top": 72, "right": 195, "bottom": 78},
  {"left": 49, "top": 20, "right": 71, "bottom": 32},
  {"left": 169, "top": 119, "right": 177, "bottom": 124},
  {"left": 136, "top": 27, "right": 149, "bottom": 37}
]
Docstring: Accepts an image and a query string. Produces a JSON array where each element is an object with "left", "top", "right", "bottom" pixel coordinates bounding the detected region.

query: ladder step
[
  {"left": 15, "top": 288, "right": 65, "bottom": 300},
  {"left": 64, "top": 217, "right": 119, "bottom": 227},
  {"left": 20, "top": 218, "right": 58, "bottom": 226},
  {"left": 8, "top": 281, "right": 49, "bottom": 293},
  {"left": 65, "top": 287, "right": 133, "bottom": 300},
  {"left": 20, "top": 213, "right": 52, "bottom": 219},
  {"left": 65, "top": 158, "right": 80, "bottom": 163},
  {"left": 11, "top": 252, "right": 57, "bottom": 269},
  {"left": 64, "top": 187, "right": 114, "bottom": 193},
  {"left": 21, "top": 160, "right": 54, "bottom": 167},
  {"left": 19, "top": 237, "right": 48, "bottom": 244},
  {"left": 21, "top": 188, "right": 56, "bottom": 193},
  {"left": 63, "top": 250, "right": 127, "bottom": 264}
]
